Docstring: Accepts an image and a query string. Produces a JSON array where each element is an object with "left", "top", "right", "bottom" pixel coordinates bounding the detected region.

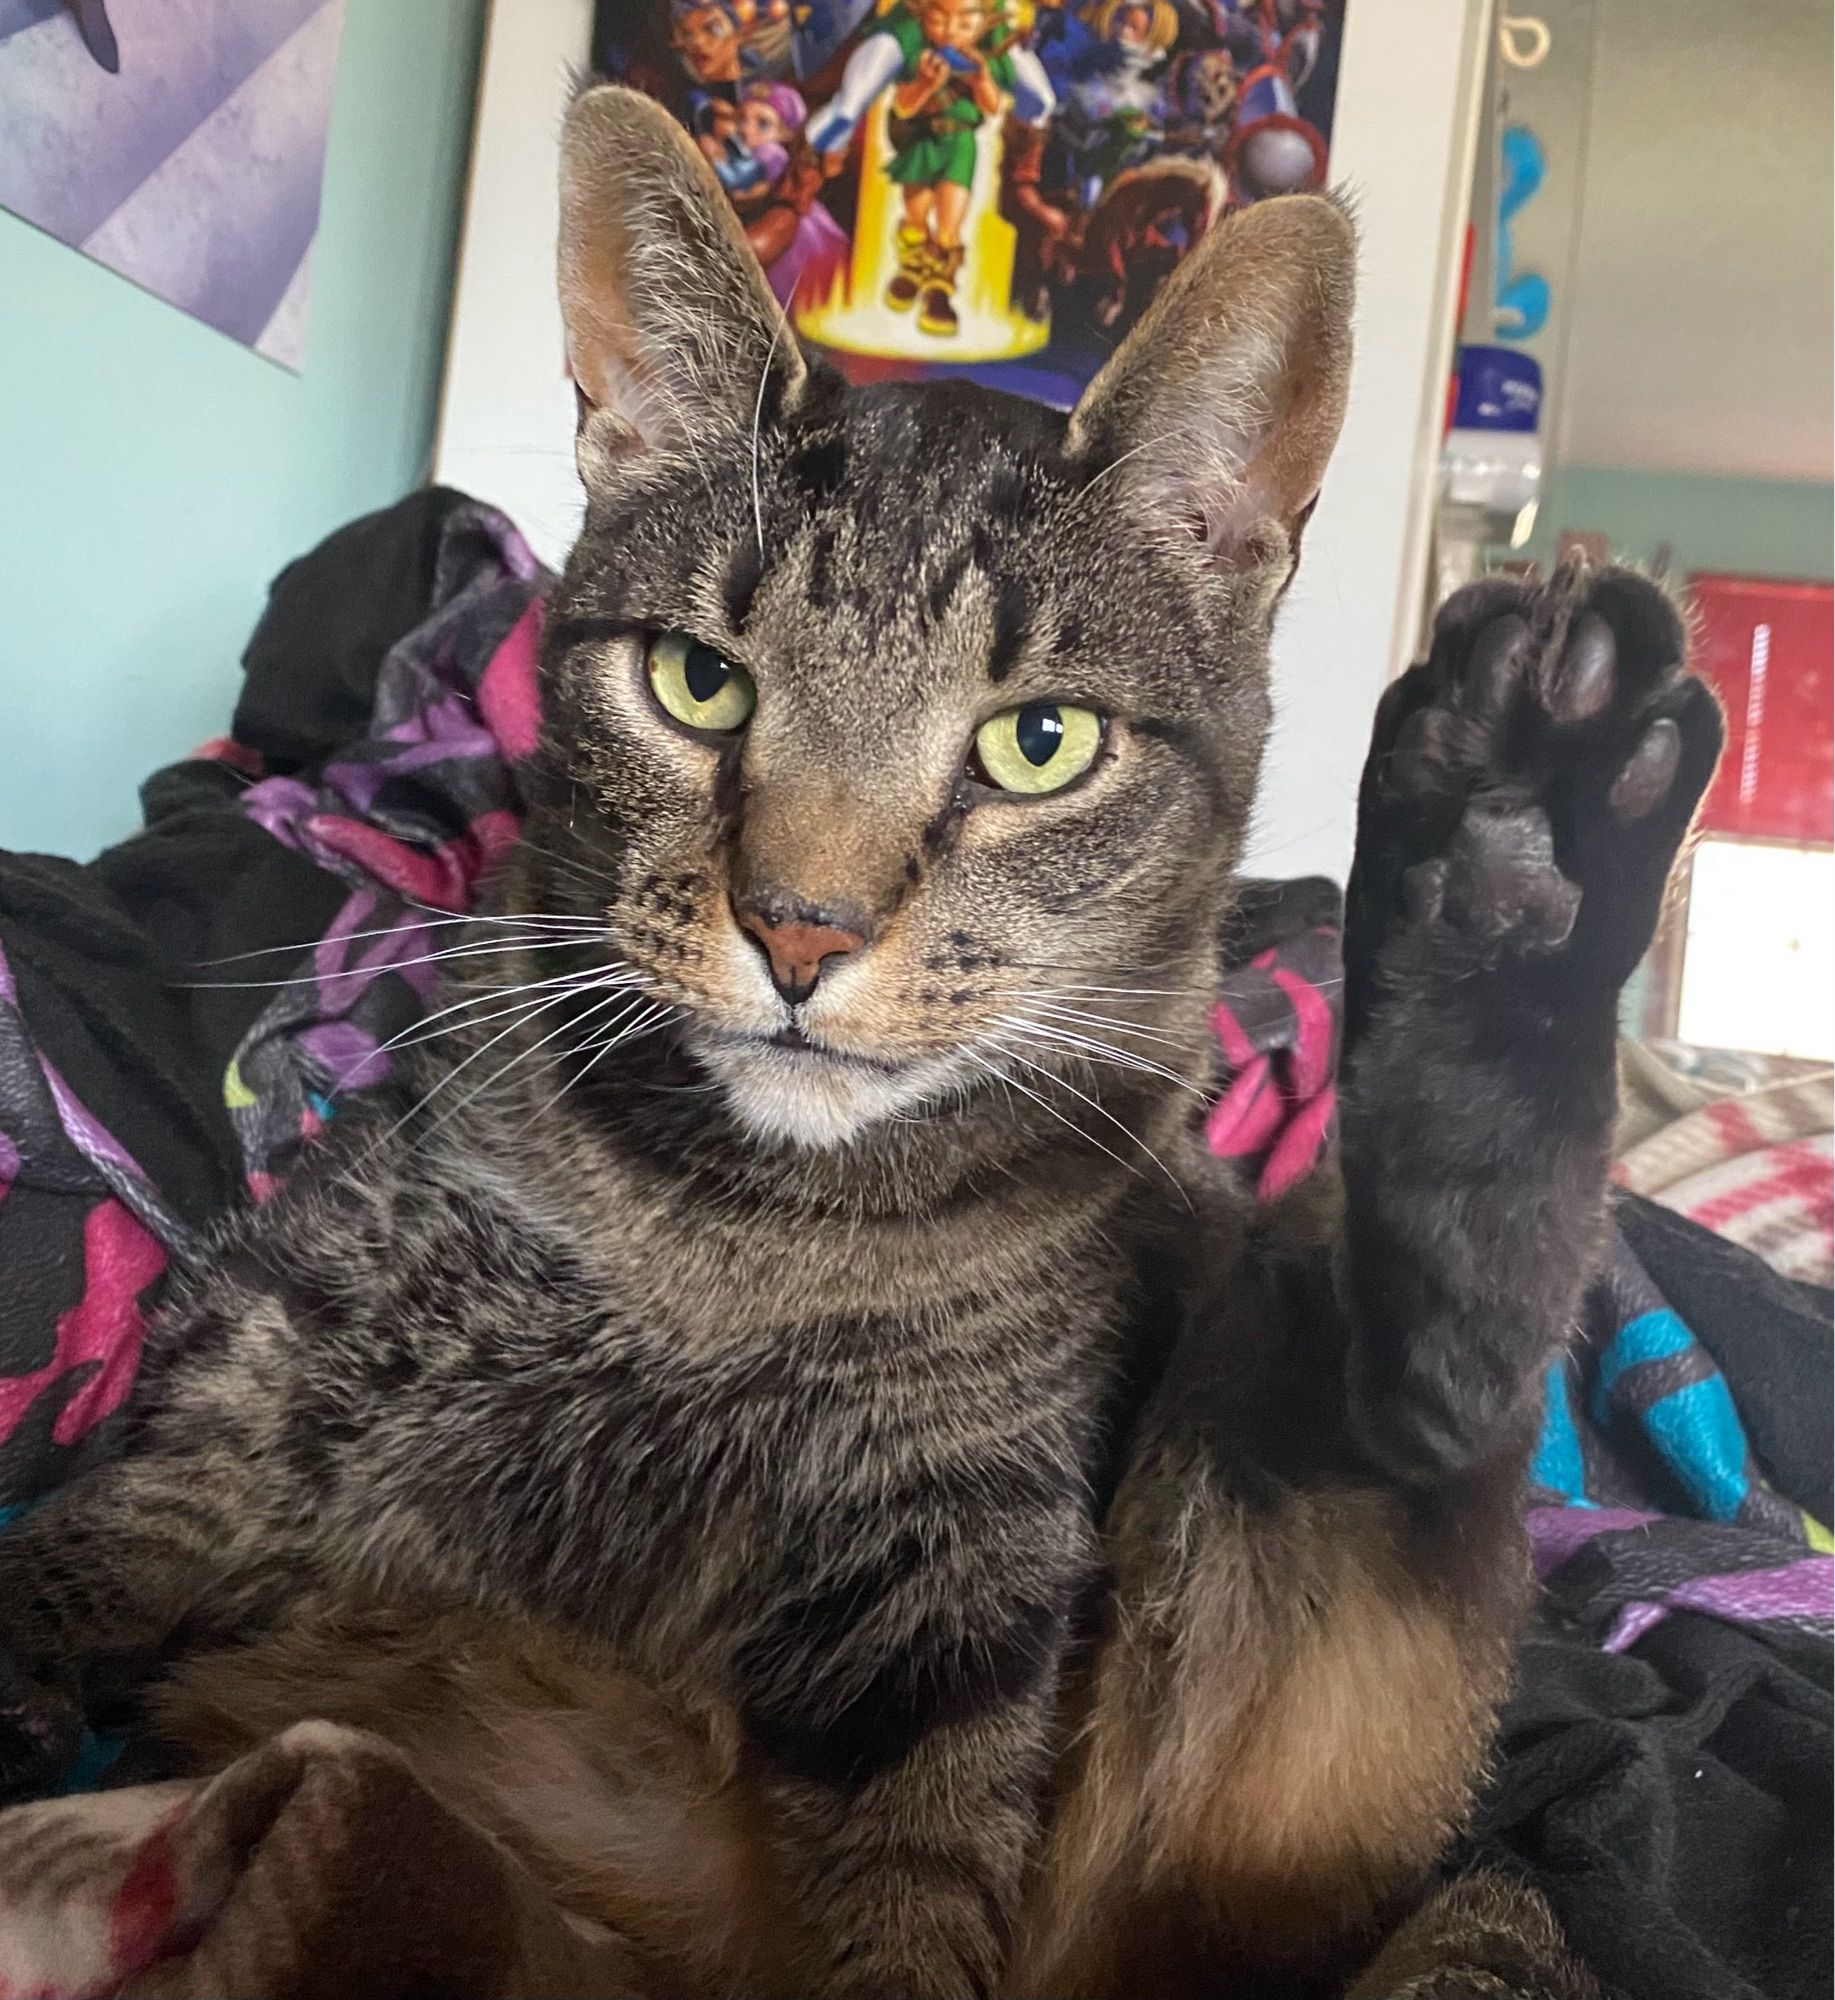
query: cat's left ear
[
  {"left": 558, "top": 84, "right": 805, "bottom": 470},
  {"left": 1066, "top": 191, "right": 1355, "bottom": 573}
]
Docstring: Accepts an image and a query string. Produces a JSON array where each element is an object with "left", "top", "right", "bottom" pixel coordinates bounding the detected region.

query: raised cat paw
[{"left": 1356, "top": 562, "right": 1723, "bottom": 992}]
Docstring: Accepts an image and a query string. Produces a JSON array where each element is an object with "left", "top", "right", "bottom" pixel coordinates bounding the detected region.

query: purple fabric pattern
[{"left": 220, "top": 505, "right": 547, "bottom": 1196}]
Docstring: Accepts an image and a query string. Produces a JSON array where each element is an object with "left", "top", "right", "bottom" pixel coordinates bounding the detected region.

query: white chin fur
[{"left": 691, "top": 1035, "right": 963, "bottom": 1150}]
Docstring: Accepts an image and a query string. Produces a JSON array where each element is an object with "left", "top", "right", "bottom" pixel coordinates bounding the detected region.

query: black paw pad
[
  {"left": 1609, "top": 717, "right": 1682, "bottom": 822},
  {"left": 1427, "top": 802, "right": 1581, "bottom": 952},
  {"left": 1543, "top": 611, "right": 1616, "bottom": 723},
  {"left": 1358, "top": 562, "right": 1725, "bottom": 985}
]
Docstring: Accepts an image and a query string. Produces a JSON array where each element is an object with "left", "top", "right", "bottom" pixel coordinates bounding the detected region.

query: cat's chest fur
[{"left": 167, "top": 1117, "right": 1140, "bottom": 1692}]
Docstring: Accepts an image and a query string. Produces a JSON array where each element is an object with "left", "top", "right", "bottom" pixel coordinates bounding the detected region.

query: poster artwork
[
  {"left": 0, "top": 0, "right": 349, "bottom": 371},
  {"left": 592, "top": 0, "right": 1346, "bottom": 408}
]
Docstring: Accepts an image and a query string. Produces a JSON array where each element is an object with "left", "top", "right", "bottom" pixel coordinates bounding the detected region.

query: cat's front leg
[
  {"left": 1339, "top": 560, "right": 1723, "bottom": 1478},
  {"left": 0, "top": 1450, "right": 282, "bottom": 1798},
  {"left": 755, "top": 1704, "right": 1052, "bottom": 2000},
  {"left": 0, "top": 1276, "right": 312, "bottom": 1800}
]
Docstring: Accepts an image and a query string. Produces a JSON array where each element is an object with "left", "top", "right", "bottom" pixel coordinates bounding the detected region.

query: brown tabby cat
[{"left": 0, "top": 84, "right": 1720, "bottom": 2000}]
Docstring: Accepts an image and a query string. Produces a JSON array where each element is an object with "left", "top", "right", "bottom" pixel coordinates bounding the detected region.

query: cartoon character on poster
[
  {"left": 590, "top": 0, "right": 1345, "bottom": 405},
  {"left": 695, "top": 76, "right": 855, "bottom": 307},
  {"left": 670, "top": 0, "right": 791, "bottom": 91},
  {"left": 1050, "top": 1, "right": 1177, "bottom": 207},
  {"left": 799, "top": 0, "right": 1058, "bottom": 356}
]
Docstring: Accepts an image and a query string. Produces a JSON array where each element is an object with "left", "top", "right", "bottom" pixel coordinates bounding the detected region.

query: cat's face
[{"left": 533, "top": 89, "right": 1352, "bottom": 1150}]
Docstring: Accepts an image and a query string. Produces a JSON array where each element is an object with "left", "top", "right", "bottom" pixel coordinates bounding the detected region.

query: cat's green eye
[
  {"left": 971, "top": 702, "right": 1104, "bottom": 796},
  {"left": 647, "top": 631, "right": 756, "bottom": 735}
]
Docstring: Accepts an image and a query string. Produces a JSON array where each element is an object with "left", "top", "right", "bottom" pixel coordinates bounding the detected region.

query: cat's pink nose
[{"left": 734, "top": 901, "right": 867, "bottom": 1005}]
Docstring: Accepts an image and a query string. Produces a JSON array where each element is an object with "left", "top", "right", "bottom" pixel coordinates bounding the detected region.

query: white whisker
[
  {"left": 508, "top": 1000, "right": 681, "bottom": 1134},
  {"left": 994, "top": 982, "right": 1207, "bottom": 1001},
  {"left": 962, "top": 1046, "right": 1146, "bottom": 1189},
  {"left": 750, "top": 294, "right": 795, "bottom": 558},
  {"left": 515, "top": 837, "right": 626, "bottom": 897},
  {"left": 394, "top": 985, "right": 642, "bottom": 1156},
  {"left": 994, "top": 1013, "right": 1209, "bottom": 1100},
  {"left": 176, "top": 933, "right": 605, "bottom": 992},
  {"left": 198, "top": 910, "right": 604, "bottom": 967},
  {"left": 1013, "top": 1002, "right": 1195, "bottom": 1052},
  {"left": 988, "top": 1039, "right": 1191, "bottom": 1205},
  {"left": 379, "top": 966, "right": 645, "bottom": 1061},
  {"left": 371, "top": 983, "right": 611, "bottom": 1151}
]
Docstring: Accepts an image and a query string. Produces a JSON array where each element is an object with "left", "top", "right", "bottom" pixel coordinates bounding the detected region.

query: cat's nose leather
[{"left": 734, "top": 898, "right": 867, "bottom": 1005}]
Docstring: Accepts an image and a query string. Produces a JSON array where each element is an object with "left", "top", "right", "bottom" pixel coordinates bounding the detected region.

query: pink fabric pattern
[
  {"left": 0, "top": 1204, "right": 167, "bottom": 1454},
  {"left": 1205, "top": 925, "right": 1343, "bottom": 1202},
  {"left": 476, "top": 597, "right": 546, "bottom": 763}
]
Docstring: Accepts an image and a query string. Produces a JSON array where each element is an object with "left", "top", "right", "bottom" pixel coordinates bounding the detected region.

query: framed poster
[{"left": 590, "top": 0, "right": 1344, "bottom": 407}]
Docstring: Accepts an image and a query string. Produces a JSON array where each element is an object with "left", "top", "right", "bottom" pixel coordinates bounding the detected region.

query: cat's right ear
[
  {"left": 1066, "top": 192, "right": 1355, "bottom": 578},
  {"left": 558, "top": 84, "right": 805, "bottom": 476}
]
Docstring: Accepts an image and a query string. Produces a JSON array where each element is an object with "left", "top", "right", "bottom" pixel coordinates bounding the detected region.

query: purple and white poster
[{"left": 0, "top": 0, "right": 348, "bottom": 370}]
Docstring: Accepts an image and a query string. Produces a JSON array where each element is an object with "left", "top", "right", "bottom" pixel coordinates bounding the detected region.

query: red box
[{"left": 1687, "top": 573, "right": 1833, "bottom": 847}]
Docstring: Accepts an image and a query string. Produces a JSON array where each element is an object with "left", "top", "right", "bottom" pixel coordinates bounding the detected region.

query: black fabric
[
  {"left": 1460, "top": 1612, "right": 1832, "bottom": 2000},
  {"left": 1615, "top": 1191, "right": 1835, "bottom": 1525},
  {"left": 231, "top": 484, "right": 475, "bottom": 779},
  {"left": 0, "top": 849, "right": 242, "bottom": 1232}
]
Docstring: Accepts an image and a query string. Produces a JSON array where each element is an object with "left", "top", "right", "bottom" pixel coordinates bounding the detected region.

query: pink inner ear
[{"left": 1134, "top": 400, "right": 1283, "bottom": 566}]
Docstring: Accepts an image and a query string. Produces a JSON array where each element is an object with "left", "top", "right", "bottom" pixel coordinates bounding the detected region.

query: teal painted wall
[
  {"left": 1533, "top": 465, "right": 1834, "bottom": 583},
  {"left": 0, "top": 0, "right": 488, "bottom": 859}
]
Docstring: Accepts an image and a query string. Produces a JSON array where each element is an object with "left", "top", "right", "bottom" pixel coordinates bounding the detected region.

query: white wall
[
  {"left": 432, "top": 0, "right": 591, "bottom": 567},
  {"left": 1556, "top": 0, "right": 1833, "bottom": 484}
]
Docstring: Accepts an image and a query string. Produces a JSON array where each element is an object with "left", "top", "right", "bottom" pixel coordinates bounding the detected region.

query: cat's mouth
[
  {"left": 710, "top": 1023, "right": 907, "bottom": 1076},
  {"left": 684, "top": 1023, "right": 969, "bottom": 1149}
]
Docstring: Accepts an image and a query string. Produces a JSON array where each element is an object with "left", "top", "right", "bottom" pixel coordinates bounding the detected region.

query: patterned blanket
[
  {"left": 0, "top": 492, "right": 1827, "bottom": 1997},
  {"left": 0, "top": 1721, "right": 645, "bottom": 1999}
]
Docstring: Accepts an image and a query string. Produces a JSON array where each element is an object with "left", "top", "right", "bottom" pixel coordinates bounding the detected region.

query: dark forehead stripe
[
  {"left": 982, "top": 462, "right": 1030, "bottom": 526},
  {"left": 714, "top": 377, "right": 1082, "bottom": 664},
  {"left": 987, "top": 572, "right": 1033, "bottom": 685},
  {"left": 788, "top": 434, "right": 848, "bottom": 505},
  {"left": 925, "top": 550, "right": 971, "bottom": 628},
  {"left": 721, "top": 539, "right": 765, "bottom": 634},
  {"left": 917, "top": 514, "right": 1036, "bottom": 678},
  {"left": 805, "top": 521, "right": 840, "bottom": 612},
  {"left": 721, "top": 430, "right": 848, "bottom": 635}
]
